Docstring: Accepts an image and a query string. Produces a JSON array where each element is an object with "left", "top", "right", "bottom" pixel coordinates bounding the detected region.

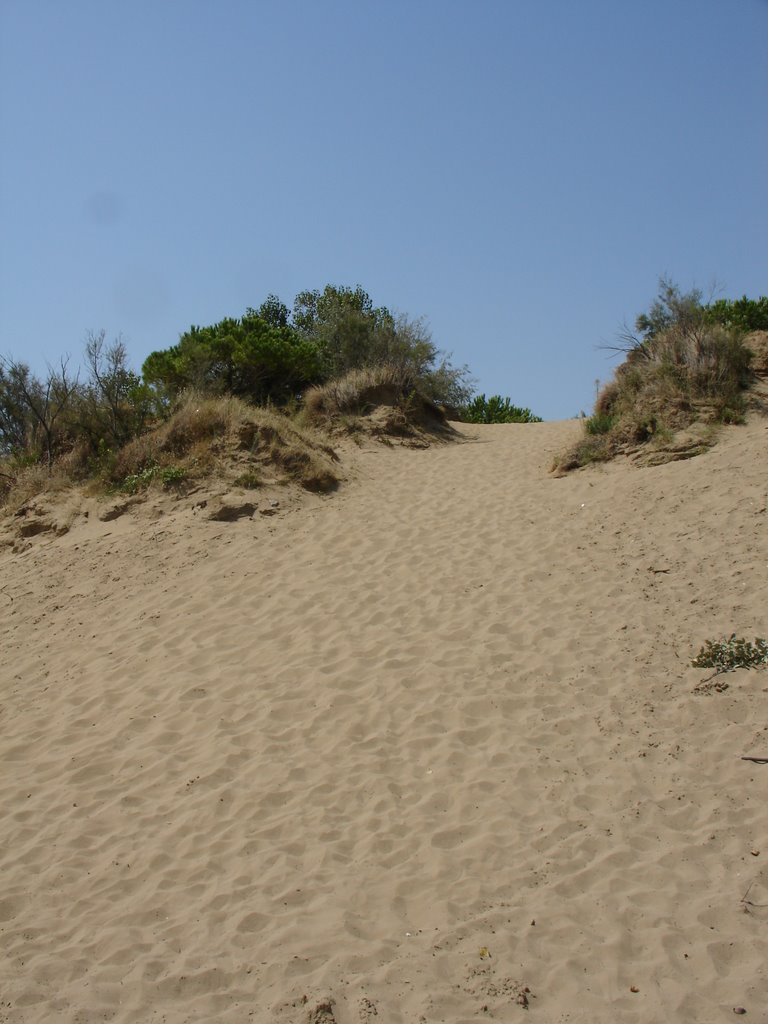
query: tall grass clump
[{"left": 303, "top": 363, "right": 450, "bottom": 438}]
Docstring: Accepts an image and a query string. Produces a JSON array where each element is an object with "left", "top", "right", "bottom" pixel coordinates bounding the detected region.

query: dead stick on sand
[
  {"left": 741, "top": 757, "right": 768, "bottom": 764},
  {"left": 741, "top": 882, "right": 768, "bottom": 910}
]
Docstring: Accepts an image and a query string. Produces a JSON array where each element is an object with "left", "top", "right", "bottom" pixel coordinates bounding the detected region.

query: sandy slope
[{"left": 1, "top": 414, "right": 767, "bottom": 1024}]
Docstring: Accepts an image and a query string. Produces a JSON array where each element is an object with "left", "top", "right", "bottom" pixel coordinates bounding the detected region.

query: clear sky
[{"left": 1, "top": 0, "right": 766, "bottom": 420}]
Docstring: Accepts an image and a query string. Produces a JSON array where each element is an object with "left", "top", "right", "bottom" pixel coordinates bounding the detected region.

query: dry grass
[
  {"left": 112, "top": 393, "right": 339, "bottom": 493},
  {"left": 303, "top": 364, "right": 450, "bottom": 439},
  {"left": 554, "top": 323, "right": 756, "bottom": 472},
  {"left": 746, "top": 331, "right": 768, "bottom": 376},
  {"left": 0, "top": 394, "right": 339, "bottom": 512},
  {"left": 0, "top": 461, "right": 74, "bottom": 510}
]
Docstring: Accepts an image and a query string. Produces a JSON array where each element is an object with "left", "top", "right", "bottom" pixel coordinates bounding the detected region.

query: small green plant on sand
[
  {"left": 119, "top": 464, "right": 186, "bottom": 495},
  {"left": 585, "top": 411, "right": 614, "bottom": 435},
  {"left": 233, "top": 470, "right": 262, "bottom": 489},
  {"left": 692, "top": 634, "right": 768, "bottom": 674}
]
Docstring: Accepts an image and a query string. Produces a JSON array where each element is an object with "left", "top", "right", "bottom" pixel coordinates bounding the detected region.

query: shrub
[
  {"left": 460, "top": 394, "right": 542, "bottom": 424},
  {"left": 303, "top": 363, "right": 450, "bottom": 439},
  {"left": 233, "top": 470, "right": 262, "bottom": 489},
  {"left": 555, "top": 278, "right": 757, "bottom": 471},
  {"left": 551, "top": 435, "right": 612, "bottom": 472},
  {"left": 692, "top": 635, "right": 768, "bottom": 674},
  {"left": 119, "top": 464, "right": 186, "bottom": 495},
  {"left": 704, "top": 296, "right": 768, "bottom": 333},
  {"left": 585, "top": 411, "right": 614, "bottom": 435},
  {"left": 304, "top": 363, "right": 419, "bottom": 417},
  {"left": 294, "top": 285, "right": 474, "bottom": 407}
]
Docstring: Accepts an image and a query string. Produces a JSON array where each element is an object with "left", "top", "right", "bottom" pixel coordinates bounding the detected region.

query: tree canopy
[{"left": 142, "top": 284, "right": 474, "bottom": 408}]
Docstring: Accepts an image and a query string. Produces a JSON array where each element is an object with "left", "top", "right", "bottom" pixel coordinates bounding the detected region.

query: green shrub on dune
[{"left": 460, "top": 394, "right": 542, "bottom": 424}]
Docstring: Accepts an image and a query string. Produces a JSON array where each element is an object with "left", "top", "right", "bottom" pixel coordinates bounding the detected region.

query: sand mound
[{"left": 1, "top": 409, "right": 767, "bottom": 1022}]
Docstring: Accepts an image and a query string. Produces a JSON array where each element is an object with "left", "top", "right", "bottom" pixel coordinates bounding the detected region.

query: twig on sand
[
  {"left": 741, "top": 881, "right": 768, "bottom": 910},
  {"left": 741, "top": 756, "right": 768, "bottom": 764}
]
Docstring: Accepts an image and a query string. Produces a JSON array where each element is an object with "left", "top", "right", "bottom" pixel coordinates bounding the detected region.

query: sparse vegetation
[
  {"left": 233, "top": 470, "right": 262, "bottom": 489},
  {"left": 303, "top": 363, "right": 451, "bottom": 440},
  {"left": 0, "top": 284, "right": 480, "bottom": 511},
  {"left": 118, "top": 464, "right": 186, "bottom": 495},
  {"left": 553, "top": 278, "right": 759, "bottom": 472},
  {"left": 584, "top": 411, "right": 614, "bottom": 435},
  {"left": 108, "top": 394, "right": 339, "bottom": 495},
  {"left": 692, "top": 635, "right": 768, "bottom": 674}
]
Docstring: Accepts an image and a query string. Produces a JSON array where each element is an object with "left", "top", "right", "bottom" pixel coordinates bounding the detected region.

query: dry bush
[
  {"left": 745, "top": 331, "right": 768, "bottom": 375},
  {"left": 0, "top": 436, "right": 98, "bottom": 509},
  {"left": 305, "top": 364, "right": 418, "bottom": 416},
  {"left": 110, "top": 393, "right": 247, "bottom": 480},
  {"left": 594, "top": 381, "right": 620, "bottom": 417},
  {"left": 0, "top": 461, "right": 74, "bottom": 510},
  {"left": 236, "top": 416, "right": 339, "bottom": 492},
  {"left": 555, "top": 322, "right": 755, "bottom": 472},
  {"left": 303, "top": 363, "right": 448, "bottom": 439}
]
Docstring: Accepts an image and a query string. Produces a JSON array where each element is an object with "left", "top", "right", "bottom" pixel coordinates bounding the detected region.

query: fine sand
[{"left": 1, "top": 414, "right": 767, "bottom": 1023}]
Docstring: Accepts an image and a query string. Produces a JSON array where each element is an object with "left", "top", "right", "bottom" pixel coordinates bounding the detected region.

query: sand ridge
[{"left": 1, "top": 416, "right": 767, "bottom": 1022}]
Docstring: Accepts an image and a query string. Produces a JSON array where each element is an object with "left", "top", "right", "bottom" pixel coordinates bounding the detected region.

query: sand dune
[{"left": 1, "top": 413, "right": 767, "bottom": 1023}]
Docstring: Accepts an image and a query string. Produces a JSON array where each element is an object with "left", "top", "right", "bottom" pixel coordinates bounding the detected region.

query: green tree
[
  {"left": 293, "top": 284, "right": 474, "bottom": 405},
  {"left": 293, "top": 284, "right": 395, "bottom": 376},
  {"left": 142, "top": 309, "right": 323, "bottom": 404}
]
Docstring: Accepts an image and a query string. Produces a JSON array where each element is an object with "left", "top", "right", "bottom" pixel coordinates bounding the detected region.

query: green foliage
[
  {"left": 418, "top": 355, "right": 475, "bottom": 409},
  {"left": 635, "top": 277, "right": 705, "bottom": 341},
  {"left": 142, "top": 310, "right": 323, "bottom": 405},
  {"left": 118, "top": 463, "right": 186, "bottom": 495},
  {"left": 715, "top": 403, "right": 746, "bottom": 425},
  {"left": 585, "top": 411, "right": 614, "bottom": 435},
  {"left": 636, "top": 280, "right": 767, "bottom": 341},
  {"left": 292, "top": 284, "right": 474, "bottom": 407},
  {"left": 692, "top": 634, "right": 768, "bottom": 674},
  {"left": 292, "top": 284, "right": 392, "bottom": 379},
  {"left": 461, "top": 394, "right": 542, "bottom": 424},
  {"left": 1, "top": 284, "right": 479, "bottom": 496},
  {"left": 704, "top": 296, "right": 768, "bottom": 333},
  {"left": 143, "top": 284, "right": 474, "bottom": 411},
  {"left": 233, "top": 469, "right": 262, "bottom": 489}
]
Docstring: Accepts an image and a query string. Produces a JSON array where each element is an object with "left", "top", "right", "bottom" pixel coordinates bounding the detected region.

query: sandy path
[{"left": 1, "top": 416, "right": 767, "bottom": 1023}]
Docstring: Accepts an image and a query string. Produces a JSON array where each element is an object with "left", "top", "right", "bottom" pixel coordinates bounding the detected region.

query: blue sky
[{"left": 1, "top": 0, "right": 766, "bottom": 419}]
